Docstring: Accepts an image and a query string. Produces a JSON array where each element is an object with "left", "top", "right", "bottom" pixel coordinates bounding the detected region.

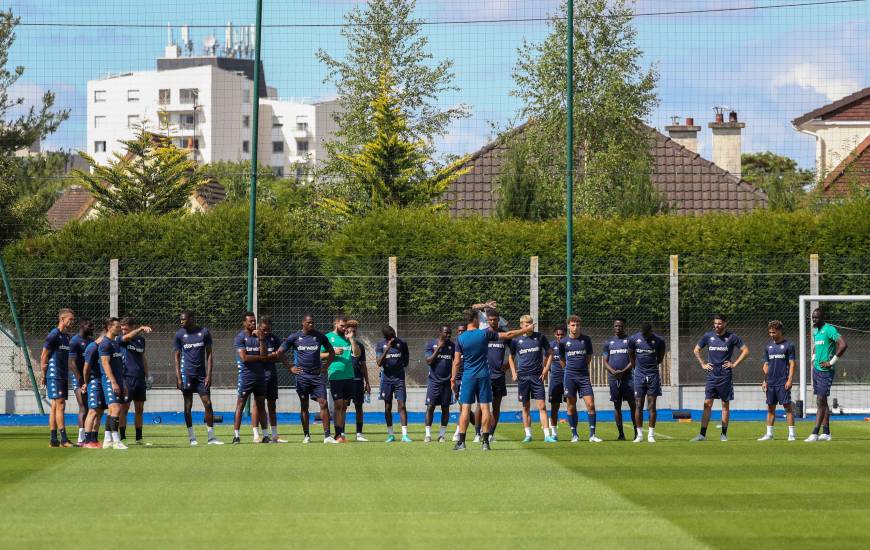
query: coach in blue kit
[
  {"left": 376, "top": 326, "right": 411, "bottom": 442},
  {"left": 279, "top": 314, "right": 335, "bottom": 443},
  {"left": 692, "top": 314, "right": 749, "bottom": 442},
  {"left": 759, "top": 320, "right": 797, "bottom": 441},
  {"left": 173, "top": 310, "right": 222, "bottom": 445},
  {"left": 41, "top": 308, "right": 75, "bottom": 447},
  {"left": 628, "top": 322, "right": 666, "bottom": 443},
  {"left": 602, "top": 318, "right": 634, "bottom": 441},
  {"left": 424, "top": 325, "right": 455, "bottom": 443},
  {"left": 452, "top": 309, "right": 528, "bottom": 451}
]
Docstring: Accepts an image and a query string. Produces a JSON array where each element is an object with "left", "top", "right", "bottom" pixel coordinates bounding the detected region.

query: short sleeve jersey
[
  {"left": 456, "top": 328, "right": 499, "bottom": 379},
  {"left": 98, "top": 336, "right": 125, "bottom": 380},
  {"left": 425, "top": 339, "right": 455, "bottom": 382},
  {"left": 118, "top": 334, "right": 146, "bottom": 380},
  {"left": 69, "top": 334, "right": 93, "bottom": 375},
  {"left": 558, "top": 335, "right": 593, "bottom": 376},
  {"left": 628, "top": 332, "right": 666, "bottom": 375},
  {"left": 509, "top": 332, "right": 549, "bottom": 377},
  {"left": 43, "top": 328, "right": 71, "bottom": 380},
  {"left": 280, "top": 330, "right": 332, "bottom": 377},
  {"left": 260, "top": 333, "right": 282, "bottom": 371},
  {"left": 812, "top": 324, "right": 841, "bottom": 371},
  {"left": 84, "top": 340, "right": 102, "bottom": 381},
  {"left": 696, "top": 331, "right": 744, "bottom": 380},
  {"left": 602, "top": 335, "right": 631, "bottom": 377},
  {"left": 376, "top": 338, "right": 410, "bottom": 380},
  {"left": 325, "top": 331, "right": 354, "bottom": 381},
  {"left": 173, "top": 327, "right": 212, "bottom": 377},
  {"left": 548, "top": 338, "right": 564, "bottom": 378},
  {"left": 487, "top": 338, "right": 510, "bottom": 380},
  {"left": 234, "top": 330, "right": 263, "bottom": 373},
  {"left": 764, "top": 339, "right": 795, "bottom": 386},
  {"left": 352, "top": 345, "right": 366, "bottom": 380}
]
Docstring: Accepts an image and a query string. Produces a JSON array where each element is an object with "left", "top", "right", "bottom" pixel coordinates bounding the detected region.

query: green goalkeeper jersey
[{"left": 812, "top": 323, "right": 841, "bottom": 371}]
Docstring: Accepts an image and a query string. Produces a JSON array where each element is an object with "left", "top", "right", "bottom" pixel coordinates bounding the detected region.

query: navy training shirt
[
  {"left": 281, "top": 330, "right": 332, "bottom": 377},
  {"left": 425, "top": 339, "right": 455, "bottom": 383},
  {"left": 117, "top": 334, "right": 146, "bottom": 380},
  {"left": 69, "top": 334, "right": 92, "bottom": 375},
  {"left": 764, "top": 339, "right": 795, "bottom": 387},
  {"left": 352, "top": 345, "right": 366, "bottom": 380},
  {"left": 629, "top": 332, "right": 666, "bottom": 375},
  {"left": 43, "top": 328, "right": 71, "bottom": 380},
  {"left": 376, "top": 338, "right": 409, "bottom": 380},
  {"left": 84, "top": 340, "right": 102, "bottom": 381},
  {"left": 509, "top": 332, "right": 549, "bottom": 377},
  {"left": 260, "top": 333, "right": 281, "bottom": 371},
  {"left": 98, "top": 336, "right": 125, "bottom": 380},
  {"left": 697, "top": 331, "right": 745, "bottom": 380},
  {"left": 602, "top": 335, "right": 631, "bottom": 377},
  {"left": 173, "top": 327, "right": 212, "bottom": 377},
  {"left": 234, "top": 330, "right": 264, "bottom": 373},
  {"left": 558, "top": 335, "right": 594, "bottom": 376},
  {"left": 456, "top": 328, "right": 499, "bottom": 379},
  {"left": 487, "top": 338, "right": 510, "bottom": 380},
  {"left": 548, "top": 338, "right": 564, "bottom": 379}
]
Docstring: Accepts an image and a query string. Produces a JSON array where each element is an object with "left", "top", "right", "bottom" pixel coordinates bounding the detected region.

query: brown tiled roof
[
  {"left": 792, "top": 86, "right": 870, "bottom": 127},
  {"left": 445, "top": 123, "right": 767, "bottom": 216},
  {"left": 194, "top": 178, "right": 227, "bottom": 208},
  {"left": 820, "top": 133, "right": 870, "bottom": 196},
  {"left": 45, "top": 186, "right": 95, "bottom": 230}
]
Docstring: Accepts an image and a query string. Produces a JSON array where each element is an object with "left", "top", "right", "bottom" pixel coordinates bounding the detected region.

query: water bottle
[{"left": 365, "top": 392, "right": 370, "bottom": 404}]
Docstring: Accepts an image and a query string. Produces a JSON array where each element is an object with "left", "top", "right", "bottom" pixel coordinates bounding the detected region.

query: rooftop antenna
[
  {"left": 181, "top": 24, "right": 192, "bottom": 56},
  {"left": 203, "top": 34, "right": 218, "bottom": 56},
  {"left": 166, "top": 23, "right": 174, "bottom": 46},
  {"left": 225, "top": 21, "right": 234, "bottom": 57}
]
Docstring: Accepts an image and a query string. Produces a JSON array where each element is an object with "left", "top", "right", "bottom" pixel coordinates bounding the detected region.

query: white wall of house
[{"left": 798, "top": 121, "right": 870, "bottom": 178}]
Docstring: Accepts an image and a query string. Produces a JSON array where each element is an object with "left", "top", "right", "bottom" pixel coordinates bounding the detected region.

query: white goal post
[{"left": 798, "top": 294, "right": 869, "bottom": 418}]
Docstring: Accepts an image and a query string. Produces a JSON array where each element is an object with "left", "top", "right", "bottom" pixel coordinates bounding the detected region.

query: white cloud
[{"left": 771, "top": 62, "right": 861, "bottom": 102}]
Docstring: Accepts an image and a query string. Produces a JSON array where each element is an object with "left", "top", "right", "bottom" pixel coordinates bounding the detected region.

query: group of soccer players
[{"left": 38, "top": 302, "right": 848, "bottom": 450}]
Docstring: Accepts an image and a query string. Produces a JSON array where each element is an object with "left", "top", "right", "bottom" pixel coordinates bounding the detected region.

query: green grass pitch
[{"left": 2, "top": 421, "right": 870, "bottom": 549}]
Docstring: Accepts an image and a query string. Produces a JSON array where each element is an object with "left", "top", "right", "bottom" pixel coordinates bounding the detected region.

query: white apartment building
[{"left": 87, "top": 31, "right": 337, "bottom": 178}]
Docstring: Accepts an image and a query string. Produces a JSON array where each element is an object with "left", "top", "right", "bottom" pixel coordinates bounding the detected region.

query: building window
[
  {"left": 94, "top": 116, "right": 106, "bottom": 128},
  {"left": 158, "top": 89, "right": 171, "bottom": 105},
  {"left": 179, "top": 88, "right": 199, "bottom": 104},
  {"left": 242, "top": 115, "right": 250, "bottom": 129},
  {"left": 272, "top": 141, "right": 284, "bottom": 153},
  {"left": 127, "top": 89, "right": 140, "bottom": 102},
  {"left": 272, "top": 116, "right": 283, "bottom": 128},
  {"left": 94, "top": 141, "right": 107, "bottom": 153},
  {"left": 94, "top": 90, "right": 106, "bottom": 103},
  {"left": 179, "top": 138, "right": 199, "bottom": 149},
  {"left": 296, "top": 140, "right": 309, "bottom": 154},
  {"left": 127, "top": 115, "right": 140, "bottom": 129},
  {"left": 243, "top": 88, "right": 251, "bottom": 103},
  {"left": 272, "top": 166, "right": 284, "bottom": 177},
  {"left": 180, "top": 114, "right": 195, "bottom": 129},
  {"left": 296, "top": 116, "right": 309, "bottom": 131},
  {"left": 242, "top": 140, "right": 250, "bottom": 153}
]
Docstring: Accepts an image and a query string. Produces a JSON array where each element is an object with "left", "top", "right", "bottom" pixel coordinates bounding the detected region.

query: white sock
[
  {"left": 425, "top": 425, "right": 432, "bottom": 437},
  {"left": 271, "top": 426, "right": 278, "bottom": 438},
  {"left": 524, "top": 427, "right": 532, "bottom": 437},
  {"left": 388, "top": 426, "right": 394, "bottom": 436},
  {"left": 253, "top": 427, "right": 260, "bottom": 440},
  {"left": 77, "top": 428, "right": 84, "bottom": 442},
  {"left": 648, "top": 427, "right": 655, "bottom": 437},
  {"left": 551, "top": 425, "right": 557, "bottom": 437},
  {"left": 233, "top": 429, "right": 240, "bottom": 438},
  {"left": 103, "top": 429, "right": 110, "bottom": 442},
  {"left": 187, "top": 426, "right": 195, "bottom": 440},
  {"left": 788, "top": 425, "right": 796, "bottom": 436},
  {"left": 766, "top": 425, "right": 774, "bottom": 436},
  {"left": 401, "top": 425, "right": 408, "bottom": 436},
  {"left": 454, "top": 426, "right": 460, "bottom": 435},
  {"left": 207, "top": 426, "right": 215, "bottom": 440},
  {"left": 637, "top": 428, "right": 643, "bottom": 438},
  {"left": 111, "top": 431, "right": 120, "bottom": 443},
  {"left": 439, "top": 426, "right": 446, "bottom": 438}
]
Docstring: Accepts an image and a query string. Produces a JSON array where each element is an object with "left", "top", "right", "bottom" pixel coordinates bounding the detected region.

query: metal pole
[
  {"left": 669, "top": 255, "right": 680, "bottom": 407},
  {"left": 246, "top": 0, "right": 264, "bottom": 311},
  {"left": 388, "top": 257, "right": 398, "bottom": 331},
  {"left": 565, "top": 0, "right": 575, "bottom": 317},
  {"left": 109, "top": 259, "right": 119, "bottom": 318},
  {"left": 0, "top": 255, "right": 44, "bottom": 414},
  {"left": 798, "top": 295, "right": 806, "bottom": 418},
  {"left": 530, "top": 256, "right": 539, "bottom": 324}
]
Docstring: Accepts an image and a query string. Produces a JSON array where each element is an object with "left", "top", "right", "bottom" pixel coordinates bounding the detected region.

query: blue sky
[{"left": 6, "top": 0, "right": 870, "bottom": 170}]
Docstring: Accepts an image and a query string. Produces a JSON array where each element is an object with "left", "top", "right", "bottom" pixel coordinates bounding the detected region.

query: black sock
[
  {"left": 458, "top": 432, "right": 467, "bottom": 444},
  {"left": 89, "top": 431, "right": 96, "bottom": 442},
  {"left": 721, "top": 425, "right": 728, "bottom": 436},
  {"left": 50, "top": 429, "right": 58, "bottom": 442},
  {"left": 812, "top": 425, "right": 820, "bottom": 435},
  {"left": 700, "top": 426, "right": 707, "bottom": 437},
  {"left": 491, "top": 424, "right": 497, "bottom": 435},
  {"left": 823, "top": 424, "right": 830, "bottom": 435},
  {"left": 59, "top": 428, "right": 68, "bottom": 443},
  {"left": 120, "top": 426, "right": 126, "bottom": 440},
  {"left": 336, "top": 425, "right": 343, "bottom": 437},
  {"left": 474, "top": 425, "right": 481, "bottom": 436},
  {"left": 135, "top": 427, "right": 142, "bottom": 440},
  {"left": 616, "top": 422, "right": 624, "bottom": 437},
  {"left": 356, "top": 421, "right": 363, "bottom": 434},
  {"left": 482, "top": 432, "right": 490, "bottom": 444}
]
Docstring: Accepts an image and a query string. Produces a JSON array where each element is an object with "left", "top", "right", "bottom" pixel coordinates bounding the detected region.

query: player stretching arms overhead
[
  {"left": 546, "top": 325, "right": 565, "bottom": 441},
  {"left": 376, "top": 326, "right": 411, "bottom": 443},
  {"left": 602, "top": 318, "right": 635, "bottom": 441},
  {"left": 279, "top": 314, "right": 335, "bottom": 444},
  {"left": 117, "top": 317, "right": 152, "bottom": 444},
  {"left": 806, "top": 308, "right": 847, "bottom": 442},
  {"left": 345, "top": 320, "right": 370, "bottom": 441},
  {"left": 41, "top": 308, "right": 75, "bottom": 447},
  {"left": 560, "top": 315, "right": 602, "bottom": 443},
  {"left": 508, "top": 315, "right": 555, "bottom": 444},
  {"left": 629, "top": 322, "right": 666, "bottom": 443},
  {"left": 232, "top": 312, "right": 267, "bottom": 444},
  {"left": 174, "top": 310, "right": 222, "bottom": 446},
  {"left": 424, "top": 325, "right": 455, "bottom": 443},
  {"left": 692, "top": 314, "right": 749, "bottom": 442},
  {"left": 99, "top": 318, "right": 128, "bottom": 450},
  {"left": 758, "top": 320, "right": 797, "bottom": 441},
  {"left": 68, "top": 319, "right": 94, "bottom": 446}
]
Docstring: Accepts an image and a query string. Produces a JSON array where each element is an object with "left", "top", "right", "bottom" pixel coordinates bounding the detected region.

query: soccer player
[
  {"left": 99, "top": 317, "right": 128, "bottom": 450},
  {"left": 546, "top": 325, "right": 566, "bottom": 441},
  {"left": 508, "top": 315, "right": 555, "bottom": 444},
  {"left": 81, "top": 330, "right": 106, "bottom": 448},
  {"left": 424, "top": 325, "right": 455, "bottom": 443},
  {"left": 325, "top": 315, "right": 354, "bottom": 443},
  {"left": 758, "top": 320, "right": 797, "bottom": 441},
  {"left": 806, "top": 308, "right": 848, "bottom": 442},
  {"left": 483, "top": 309, "right": 511, "bottom": 442},
  {"left": 173, "top": 310, "right": 223, "bottom": 445},
  {"left": 232, "top": 312, "right": 267, "bottom": 444},
  {"left": 258, "top": 315, "right": 288, "bottom": 443},
  {"left": 628, "top": 322, "right": 666, "bottom": 443},
  {"left": 41, "top": 308, "right": 75, "bottom": 447},
  {"left": 692, "top": 314, "right": 749, "bottom": 442},
  {"left": 279, "top": 314, "right": 335, "bottom": 443},
  {"left": 376, "top": 326, "right": 411, "bottom": 442},
  {"left": 602, "top": 318, "right": 636, "bottom": 441},
  {"left": 560, "top": 315, "right": 602, "bottom": 443},
  {"left": 452, "top": 309, "right": 528, "bottom": 451},
  {"left": 345, "top": 320, "right": 370, "bottom": 441},
  {"left": 68, "top": 319, "right": 94, "bottom": 446},
  {"left": 117, "top": 317, "right": 152, "bottom": 444}
]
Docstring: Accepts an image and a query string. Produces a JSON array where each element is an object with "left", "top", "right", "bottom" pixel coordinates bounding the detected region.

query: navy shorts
[
  {"left": 296, "top": 375, "right": 327, "bottom": 401},
  {"left": 237, "top": 368, "right": 266, "bottom": 399},
  {"left": 351, "top": 378, "right": 366, "bottom": 406},
  {"left": 263, "top": 368, "right": 278, "bottom": 401},
  {"left": 633, "top": 370, "right": 662, "bottom": 398},
  {"left": 330, "top": 378, "right": 355, "bottom": 401},
  {"left": 705, "top": 377, "right": 734, "bottom": 401},
  {"left": 380, "top": 377, "right": 407, "bottom": 403},
  {"left": 766, "top": 385, "right": 792, "bottom": 406},
  {"left": 87, "top": 378, "right": 106, "bottom": 409},
  {"left": 491, "top": 375, "right": 507, "bottom": 399},
  {"left": 548, "top": 372, "right": 564, "bottom": 404},
  {"left": 46, "top": 377, "right": 68, "bottom": 400},
  {"left": 812, "top": 369, "right": 834, "bottom": 397},
  {"left": 460, "top": 375, "right": 492, "bottom": 405},
  {"left": 564, "top": 373, "right": 594, "bottom": 399},
  {"left": 426, "top": 379, "right": 452, "bottom": 408},
  {"left": 517, "top": 376, "right": 546, "bottom": 403},
  {"left": 124, "top": 376, "right": 147, "bottom": 403},
  {"left": 609, "top": 375, "right": 634, "bottom": 403},
  {"left": 181, "top": 372, "right": 210, "bottom": 396},
  {"left": 101, "top": 375, "right": 126, "bottom": 406}
]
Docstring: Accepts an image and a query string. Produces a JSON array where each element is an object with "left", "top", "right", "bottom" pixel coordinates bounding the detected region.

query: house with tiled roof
[
  {"left": 792, "top": 86, "right": 870, "bottom": 196},
  {"left": 445, "top": 112, "right": 767, "bottom": 216}
]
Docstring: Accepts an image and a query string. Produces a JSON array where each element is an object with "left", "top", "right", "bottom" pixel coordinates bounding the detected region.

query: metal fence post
[
  {"left": 530, "top": 256, "right": 539, "bottom": 323},
  {"left": 109, "top": 259, "right": 119, "bottom": 318},
  {"left": 669, "top": 254, "right": 681, "bottom": 408},
  {"left": 253, "top": 257, "right": 258, "bottom": 318},
  {"left": 388, "top": 257, "right": 398, "bottom": 331},
  {"left": 809, "top": 254, "right": 819, "bottom": 313},
  {"left": 0, "top": 255, "right": 43, "bottom": 413}
]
